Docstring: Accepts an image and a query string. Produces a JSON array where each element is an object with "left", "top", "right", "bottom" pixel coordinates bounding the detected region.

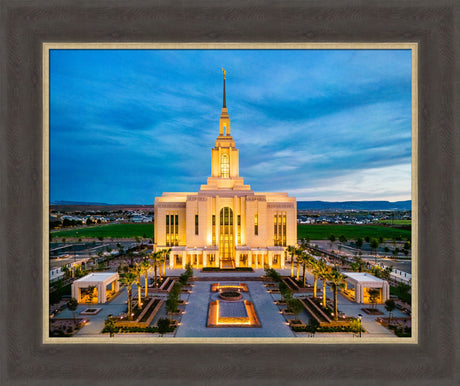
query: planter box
[{"left": 289, "top": 320, "right": 306, "bottom": 328}]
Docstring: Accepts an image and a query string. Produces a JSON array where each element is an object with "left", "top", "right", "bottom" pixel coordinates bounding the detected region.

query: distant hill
[
  {"left": 51, "top": 200, "right": 111, "bottom": 206},
  {"left": 52, "top": 200, "right": 411, "bottom": 211},
  {"left": 297, "top": 200, "right": 411, "bottom": 211}
]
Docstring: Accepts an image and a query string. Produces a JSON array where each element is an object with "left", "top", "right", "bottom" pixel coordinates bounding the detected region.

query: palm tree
[
  {"left": 295, "top": 248, "right": 303, "bottom": 282},
  {"left": 134, "top": 263, "right": 143, "bottom": 308},
  {"left": 286, "top": 245, "right": 296, "bottom": 278},
  {"left": 327, "top": 269, "right": 347, "bottom": 321},
  {"left": 300, "top": 252, "right": 312, "bottom": 288},
  {"left": 140, "top": 259, "right": 150, "bottom": 299},
  {"left": 160, "top": 248, "right": 171, "bottom": 277},
  {"left": 119, "top": 271, "right": 137, "bottom": 320},
  {"left": 318, "top": 261, "right": 331, "bottom": 308},
  {"left": 149, "top": 252, "right": 161, "bottom": 285},
  {"left": 311, "top": 258, "right": 326, "bottom": 299}
]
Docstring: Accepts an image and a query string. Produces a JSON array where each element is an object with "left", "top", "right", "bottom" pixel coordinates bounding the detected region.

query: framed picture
[
  {"left": 44, "top": 43, "right": 417, "bottom": 345},
  {"left": 2, "top": 1, "right": 458, "bottom": 385}
]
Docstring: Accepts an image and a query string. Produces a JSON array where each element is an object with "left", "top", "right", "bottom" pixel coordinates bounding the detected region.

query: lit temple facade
[{"left": 154, "top": 71, "right": 297, "bottom": 269}]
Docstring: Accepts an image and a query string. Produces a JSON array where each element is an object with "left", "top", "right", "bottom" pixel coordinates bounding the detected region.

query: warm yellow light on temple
[{"left": 154, "top": 71, "right": 297, "bottom": 270}]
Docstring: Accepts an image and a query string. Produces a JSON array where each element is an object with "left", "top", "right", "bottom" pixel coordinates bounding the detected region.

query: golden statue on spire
[{"left": 222, "top": 68, "right": 226, "bottom": 79}]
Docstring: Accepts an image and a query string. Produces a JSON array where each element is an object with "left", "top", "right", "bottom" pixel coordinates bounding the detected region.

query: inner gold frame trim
[{"left": 43, "top": 42, "right": 418, "bottom": 344}]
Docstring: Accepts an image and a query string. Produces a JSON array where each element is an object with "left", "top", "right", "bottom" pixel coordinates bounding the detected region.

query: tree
[
  {"left": 300, "top": 237, "right": 310, "bottom": 249},
  {"left": 368, "top": 288, "right": 380, "bottom": 309},
  {"left": 287, "top": 297, "right": 303, "bottom": 322},
  {"left": 338, "top": 235, "right": 347, "bottom": 244},
  {"left": 286, "top": 245, "right": 297, "bottom": 278},
  {"left": 158, "top": 248, "right": 171, "bottom": 279},
  {"left": 149, "top": 252, "right": 161, "bottom": 285},
  {"left": 279, "top": 281, "right": 293, "bottom": 303},
  {"left": 318, "top": 261, "right": 331, "bottom": 308},
  {"left": 126, "top": 251, "right": 135, "bottom": 267},
  {"left": 298, "top": 251, "right": 309, "bottom": 287},
  {"left": 62, "top": 265, "right": 71, "bottom": 279},
  {"left": 382, "top": 266, "right": 393, "bottom": 280},
  {"left": 306, "top": 318, "right": 319, "bottom": 336},
  {"left": 67, "top": 298, "right": 78, "bottom": 324},
  {"left": 295, "top": 248, "right": 303, "bottom": 281},
  {"left": 140, "top": 259, "right": 151, "bottom": 299},
  {"left": 185, "top": 263, "right": 193, "bottom": 278},
  {"left": 119, "top": 271, "right": 137, "bottom": 320},
  {"left": 370, "top": 238, "right": 379, "bottom": 255},
  {"left": 350, "top": 318, "right": 362, "bottom": 335},
  {"left": 86, "top": 218, "right": 93, "bottom": 225},
  {"left": 311, "top": 258, "right": 326, "bottom": 299},
  {"left": 104, "top": 316, "right": 117, "bottom": 338},
  {"left": 157, "top": 318, "right": 171, "bottom": 336},
  {"left": 134, "top": 263, "right": 143, "bottom": 308},
  {"left": 326, "top": 269, "right": 347, "bottom": 321},
  {"left": 328, "top": 234, "right": 336, "bottom": 249},
  {"left": 355, "top": 237, "right": 363, "bottom": 249},
  {"left": 385, "top": 299, "right": 396, "bottom": 325},
  {"left": 166, "top": 283, "right": 182, "bottom": 319},
  {"left": 86, "top": 285, "right": 97, "bottom": 303}
]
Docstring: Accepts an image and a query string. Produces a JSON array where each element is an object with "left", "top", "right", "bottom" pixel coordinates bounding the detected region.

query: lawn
[
  {"left": 51, "top": 223, "right": 154, "bottom": 239},
  {"left": 376, "top": 220, "right": 411, "bottom": 225},
  {"left": 297, "top": 224, "right": 411, "bottom": 241},
  {"left": 51, "top": 222, "right": 410, "bottom": 241}
]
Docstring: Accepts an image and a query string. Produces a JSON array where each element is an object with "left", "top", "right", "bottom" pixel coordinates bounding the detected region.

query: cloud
[{"left": 49, "top": 49, "right": 412, "bottom": 204}]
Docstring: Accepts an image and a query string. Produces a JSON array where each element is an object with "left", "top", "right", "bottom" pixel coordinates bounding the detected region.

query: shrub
[
  {"left": 264, "top": 268, "right": 281, "bottom": 282},
  {"left": 157, "top": 318, "right": 171, "bottom": 336},
  {"left": 179, "top": 273, "right": 189, "bottom": 286}
]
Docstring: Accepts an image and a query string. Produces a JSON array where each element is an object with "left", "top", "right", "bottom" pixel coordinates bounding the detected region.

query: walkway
[{"left": 175, "top": 280, "right": 294, "bottom": 337}]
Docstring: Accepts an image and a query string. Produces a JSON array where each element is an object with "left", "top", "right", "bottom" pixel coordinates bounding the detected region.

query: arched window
[{"left": 220, "top": 153, "right": 229, "bottom": 178}]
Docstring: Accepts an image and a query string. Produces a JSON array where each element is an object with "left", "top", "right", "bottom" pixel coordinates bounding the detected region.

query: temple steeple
[
  {"left": 219, "top": 68, "right": 231, "bottom": 137},
  {"left": 209, "top": 69, "right": 241, "bottom": 183},
  {"left": 222, "top": 68, "right": 227, "bottom": 108}
]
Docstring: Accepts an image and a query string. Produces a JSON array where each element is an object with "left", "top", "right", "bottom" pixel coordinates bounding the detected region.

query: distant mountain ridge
[
  {"left": 51, "top": 200, "right": 112, "bottom": 206},
  {"left": 297, "top": 200, "right": 411, "bottom": 211},
  {"left": 52, "top": 200, "right": 411, "bottom": 211}
]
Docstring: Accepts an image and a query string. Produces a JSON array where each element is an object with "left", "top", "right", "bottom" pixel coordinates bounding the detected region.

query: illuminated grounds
[
  {"left": 175, "top": 278, "right": 294, "bottom": 338},
  {"left": 207, "top": 283, "right": 260, "bottom": 327}
]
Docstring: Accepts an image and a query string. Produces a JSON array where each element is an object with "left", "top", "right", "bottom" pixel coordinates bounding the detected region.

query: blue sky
[{"left": 49, "top": 49, "right": 412, "bottom": 204}]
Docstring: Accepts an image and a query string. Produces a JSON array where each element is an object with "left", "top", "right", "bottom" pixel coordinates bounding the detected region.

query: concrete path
[{"left": 175, "top": 281, "right": 294, "bottom": 337}]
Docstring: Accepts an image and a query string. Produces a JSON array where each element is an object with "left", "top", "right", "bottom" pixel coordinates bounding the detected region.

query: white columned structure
[
  {"left": 344, "top": 272, "right": 390, "bottom": 304},
  {"left": 182, "top": 251, "right": 186, "bottom": 269},
  {"left": 71, "top": 272, "right": 119, "bottom": 304}
]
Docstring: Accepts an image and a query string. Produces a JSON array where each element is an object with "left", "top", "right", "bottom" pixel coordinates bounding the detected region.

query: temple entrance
[{"left": 219, "top": 207, "right": 234, "bottom": 268}]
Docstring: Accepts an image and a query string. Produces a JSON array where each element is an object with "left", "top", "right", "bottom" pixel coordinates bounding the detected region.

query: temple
[{"left": 154, "top": 70, "right": 297, "bottom": 269}]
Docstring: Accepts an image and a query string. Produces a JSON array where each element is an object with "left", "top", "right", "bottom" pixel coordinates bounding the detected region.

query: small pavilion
[
  {"left": 71, "top": 272, "right": 119, "bottom": 304},
  {"left": 342, "top": 272, "right": 389, "bottom": 304}
]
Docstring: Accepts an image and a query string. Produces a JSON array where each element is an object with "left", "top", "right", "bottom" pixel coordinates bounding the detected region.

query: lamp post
[{"left": 358, "top": 313, "right": 363, "bottom": 338}]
